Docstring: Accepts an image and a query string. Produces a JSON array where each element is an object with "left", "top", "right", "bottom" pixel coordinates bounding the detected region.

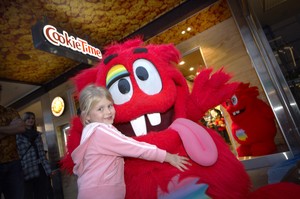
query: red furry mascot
[
  {"left": 61, "top": 39, "right": 300, "bottom": 198},
  {"left": 222, "top": 83, "right": 277, "bottom": 157}
]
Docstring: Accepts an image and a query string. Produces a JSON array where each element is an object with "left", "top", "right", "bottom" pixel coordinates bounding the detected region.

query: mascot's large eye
[
  {"left": 231, "top": 95, "right": 238, "bottom": 106},
  {"left": 108, "top": 76, "right": 133, "bottom": 105},
  {"left": 133, "top": 59, "right": 162, "bottom": 95}
]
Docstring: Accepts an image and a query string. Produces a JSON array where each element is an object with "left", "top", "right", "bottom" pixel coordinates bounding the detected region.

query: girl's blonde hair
[{"left": 79, "top": 84, "right": 113, "bottom": 125}]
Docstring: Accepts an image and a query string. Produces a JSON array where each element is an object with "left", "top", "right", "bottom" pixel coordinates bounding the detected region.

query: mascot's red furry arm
[
  {"left": 222, "top": 83, "right": 277, "bottom": 157},
  {"left": 61, "top": 39, "right": 300, "bottom": 199}
]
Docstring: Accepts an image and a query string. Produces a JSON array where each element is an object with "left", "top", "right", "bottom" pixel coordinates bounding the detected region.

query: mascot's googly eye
[
  {"left": 231, "top": 95, "right": 238, "bottom": 106},
  {"left": 133, "top": 58, "right": 162, "bottom": 95},
  {"left": 108, "top": 76, "right": 133, "bottom": 105}
]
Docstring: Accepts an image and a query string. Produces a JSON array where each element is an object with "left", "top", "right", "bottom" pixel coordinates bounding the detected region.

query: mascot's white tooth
[
  {"left": 147, "top": 113, "right": 161, "bottom": 126},
  {"left": 130, "top": 115, "right": 147, "bottom": 136}
]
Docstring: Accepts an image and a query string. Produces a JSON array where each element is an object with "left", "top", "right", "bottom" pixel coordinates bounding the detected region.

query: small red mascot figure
[{"left": 222, "top": 82, "right": 277, "bottom": 157}]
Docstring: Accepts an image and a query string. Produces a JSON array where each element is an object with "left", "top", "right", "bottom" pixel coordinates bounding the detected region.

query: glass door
[
  {"left": 227, "top": 0, "right": 300, "bottom": 167},
  {"left": 247, "top": 0, "right": 300, "bottom": 107}
]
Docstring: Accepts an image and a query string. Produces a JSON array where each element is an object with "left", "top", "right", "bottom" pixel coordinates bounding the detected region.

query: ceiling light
[
  {"left": 187, "top": 27, "right": 191, "bottom": 31},
  {"left": 189, "top": 67, "right": 194, "bottom": 71},
  {"left": 51, "top": 96, "right": 65, "bottom": 117},
  {"left": 179, "top": 61, "right": 185, "bottom": 65},
  {"left": 181, "top": 30, "right": 186, "bottom": 34}
]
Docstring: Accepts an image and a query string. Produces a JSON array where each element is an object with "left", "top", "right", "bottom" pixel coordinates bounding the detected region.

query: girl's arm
[{"left": 93, "top": 124, "right": 190, "bottom": 171}]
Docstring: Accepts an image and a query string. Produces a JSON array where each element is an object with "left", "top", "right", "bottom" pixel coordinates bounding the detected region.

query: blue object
[
  {"left": 268, "top": 154, "right": 300, "bottom": 184},
  {"left": 158, "top": 176, "right": 211, "bottom": 199}
]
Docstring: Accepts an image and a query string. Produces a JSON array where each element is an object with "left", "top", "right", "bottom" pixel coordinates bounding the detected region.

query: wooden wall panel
[{"left": 178, "top": 18, "right": 260, "bottom": 88}]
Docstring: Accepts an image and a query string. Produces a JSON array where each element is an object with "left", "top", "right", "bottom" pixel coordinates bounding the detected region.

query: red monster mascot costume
[
  {"left": 222, "top": 83, "right": 277, "bottom": 157},
  {"left": 61, "top": 39, "right": 300, "bottom": 199}
]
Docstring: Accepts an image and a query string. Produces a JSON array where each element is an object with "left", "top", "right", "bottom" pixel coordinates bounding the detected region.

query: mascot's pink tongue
[{"left": 170, "top": 118, "right": 218, "bottom": 166}]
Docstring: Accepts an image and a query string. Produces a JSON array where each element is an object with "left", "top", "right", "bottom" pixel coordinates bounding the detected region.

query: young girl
[{"left": 71, "top": 84, "right": 190, "bottom": 199}]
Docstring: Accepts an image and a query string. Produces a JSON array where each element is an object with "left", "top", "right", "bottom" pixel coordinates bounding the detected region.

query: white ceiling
[{"left": 0, "top": 81, "right": 44, "bottom": 126}]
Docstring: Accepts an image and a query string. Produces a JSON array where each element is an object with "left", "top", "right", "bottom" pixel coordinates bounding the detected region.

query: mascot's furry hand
[
  {"left": 61, "top": 38, "right": 300, "bottom": 199},
  {"left": 222, "top": 82, "right": 277, "bottom": 156},
  {"left": 187, "top": 67, "right": 239, "bottom": 121}
]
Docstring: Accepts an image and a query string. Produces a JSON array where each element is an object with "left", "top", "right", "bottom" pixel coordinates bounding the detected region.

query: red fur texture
[
  {"left": 125, "top": 128, "right": 251, "bottom": 199},
  {"left": 73, "top": 67, "right": 98, "bottom": 93},
  {"left": 61, "top": 38, "right": 300, "bottom": 198},
  {"left": 187, "top": 67, "right": 239, "bottom": 121},
  {"left": 222, "top": 83, "right": 277, "bottom": 156}
]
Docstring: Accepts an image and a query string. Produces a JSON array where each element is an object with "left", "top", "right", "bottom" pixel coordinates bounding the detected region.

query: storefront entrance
[{"left": 227, "top": 0, "right": 300, "bottom": 167}]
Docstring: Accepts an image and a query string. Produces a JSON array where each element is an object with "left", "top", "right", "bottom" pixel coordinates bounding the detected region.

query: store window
[
  {"left": 201, "top": 106, "right": 231, "bottom": 145},
  {"left": 226, "top": 0, "right": 300, "bottom": 164},
  {"left": 176, "top": 19, "right": 291, "bottom": 159},
  {"left": 179, "top": 49, "right": 235, "bottom": 152}
]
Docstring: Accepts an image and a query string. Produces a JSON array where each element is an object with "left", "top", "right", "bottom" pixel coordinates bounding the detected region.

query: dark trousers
[
  {"left": 24, "top": 164, "right": 50, "bottom": 199},
  {"left": 0, "top": 160, "right": 24, "bottom": 199}
]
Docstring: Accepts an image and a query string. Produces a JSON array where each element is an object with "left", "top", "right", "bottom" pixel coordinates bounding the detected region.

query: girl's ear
[
  {"left": 85, "top": 118, "right": 90, "bottom": 124},
  {"left": 80, "top": 111, "right": 89, "bottom": 125}
]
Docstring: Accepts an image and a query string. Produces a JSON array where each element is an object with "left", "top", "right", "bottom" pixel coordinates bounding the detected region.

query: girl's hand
[{"left": 164, "top": 153, "right": 191, "bottom": 171}]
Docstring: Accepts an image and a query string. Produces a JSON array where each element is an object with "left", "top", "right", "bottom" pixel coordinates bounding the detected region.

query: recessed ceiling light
[
  {"left": 179, "top": 61, "right": 185, "bottom": 65},
  {"left": 189, "top": 67, "right": 194, "bottom": 71},
  {"left": 187, "top": 27, "right": 191, "bottom": 31},
  {"left": 181, "top": 30, "right": 186, "bottom": 34}
]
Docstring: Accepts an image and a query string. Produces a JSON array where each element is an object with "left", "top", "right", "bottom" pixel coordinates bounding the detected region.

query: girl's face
[
  {"left": 25, "top": 115, "right": 35, "bottom": 128},
  {"left": 86, "top": 97, "right": 115, "bottom": 124}
]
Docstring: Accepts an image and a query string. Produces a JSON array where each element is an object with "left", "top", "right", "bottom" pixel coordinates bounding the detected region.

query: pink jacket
[{"left": 71, "top": 123, "right": 166, "bottom": 199}]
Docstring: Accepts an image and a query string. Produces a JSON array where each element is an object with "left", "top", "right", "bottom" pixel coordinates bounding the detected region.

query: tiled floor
[{"left": 61, "top": 172, "right": 78, "bottom": 199}]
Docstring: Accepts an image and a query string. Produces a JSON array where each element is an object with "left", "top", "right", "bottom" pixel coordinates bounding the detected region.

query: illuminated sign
[
  {"left": 43, "top": 25, "right": 102, "bottom": 59},
  {"left": 32, "top": 21, "right": 102, "bottom": 65},
  {"left": 51, "top": 96, "right": 65, "bottom": 117}
]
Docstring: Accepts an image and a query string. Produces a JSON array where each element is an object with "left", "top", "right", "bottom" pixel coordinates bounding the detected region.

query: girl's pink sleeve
[{"left": 92, "top": 125, "right": 166, "bottom": 162}]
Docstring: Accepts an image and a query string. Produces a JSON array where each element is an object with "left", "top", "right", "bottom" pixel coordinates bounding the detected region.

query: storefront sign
[{"left": 32, "top": 21, "right": 102, "bottom": 65}]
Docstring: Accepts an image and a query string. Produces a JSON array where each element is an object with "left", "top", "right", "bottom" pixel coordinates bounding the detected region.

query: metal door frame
[{"left": 227, "top": 0, "right": 300, "bottom": 169}]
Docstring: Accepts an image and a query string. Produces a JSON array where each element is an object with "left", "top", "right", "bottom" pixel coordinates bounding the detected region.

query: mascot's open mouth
[
  {"left": 114, "top": 107, "right": 174, "bottom": 137},
  {"left": 232, "top": 108, "right": 245, "bottom": 116}
]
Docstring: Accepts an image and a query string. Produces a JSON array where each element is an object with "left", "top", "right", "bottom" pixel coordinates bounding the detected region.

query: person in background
[
  {"left": 0, "top": 105, "right": 25, "bottom": 199},
  {"left": 16, "top": 112, "right": 52, "bottom": 199},
  {"left": 71, "top": 84, "right": 191, "bottom": 199}
]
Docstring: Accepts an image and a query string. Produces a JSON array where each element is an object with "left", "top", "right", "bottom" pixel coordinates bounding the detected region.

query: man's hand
[
  {"left": 0, "top": 117, "right": 25, "bottom": 137},
  {"left": 10, "top": 118, "right": 26, "bottom": 133}
]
